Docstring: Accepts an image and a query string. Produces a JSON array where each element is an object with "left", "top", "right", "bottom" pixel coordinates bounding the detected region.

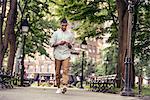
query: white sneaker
[
  {"left": 56, "top": 88, "right": 62, "bottom": 94},
  {"left": 62, "top": 86, "right": 67, "bottom": 94}
]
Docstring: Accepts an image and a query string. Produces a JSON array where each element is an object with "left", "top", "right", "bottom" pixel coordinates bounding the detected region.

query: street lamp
[
  {"left": 138, "top": 65, "right": 142, "bottom": 97},
  {"left": 80, "top": 39, "right": 87, "bottom": 89},
  {"left": 21, "top": 19, "right": 29, "bottom": 33},
  {"left": 20, "top": 18, "right": 29, "bottom": 86}
]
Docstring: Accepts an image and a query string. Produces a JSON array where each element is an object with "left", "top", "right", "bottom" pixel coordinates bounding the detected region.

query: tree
[
  {"left": 0, "top": 0, "right": 7, "bottom": 70},
  {"left": 116, "top": 0, "right": 130, "bottom": 88},
  {"left": 0, "top": 0, "right": 17, "bottom": 74}
]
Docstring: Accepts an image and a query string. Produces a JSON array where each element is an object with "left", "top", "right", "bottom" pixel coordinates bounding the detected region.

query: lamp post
[
  {"left": 138, "top": 65, "right": 142, "bottom": 97},
  {"left": 20, "top": 18, "right": 29, "bottom": 86},
  {"left": 80, "top": 39, "right": 87, "bottom": 89}
]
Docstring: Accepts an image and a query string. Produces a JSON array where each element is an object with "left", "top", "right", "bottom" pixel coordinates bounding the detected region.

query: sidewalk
[{"left": 0, "top": 87, "right": 137, "bottom": 100}]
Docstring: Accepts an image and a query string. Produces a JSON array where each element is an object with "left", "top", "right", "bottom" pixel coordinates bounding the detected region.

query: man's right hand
[
  {"left": 52, "top": 41, "right": 66, "bottom": 47},
  {"left": 58, "top": 41, "right": 66, "bottom": 45}
]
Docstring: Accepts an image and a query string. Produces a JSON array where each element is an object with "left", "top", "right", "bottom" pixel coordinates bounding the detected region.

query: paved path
[{"left": 0, "top": 87, "right": 137, "bottom": 100}]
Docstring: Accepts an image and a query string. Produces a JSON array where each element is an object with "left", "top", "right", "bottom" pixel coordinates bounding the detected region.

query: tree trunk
[
  {"left": 116, "top": 0, "right": 136, "bottom": 88},
  {"left": 0, "top": 13, "right": 3, "bottom": 70},
  {"left": 7, "top": 0, "right": 17, "bottom": 74},
  {"left": 0, "top": 0, "right": 7, "bottom": 70},
  {"left": 116, "top": 0, "right": 128, "bottom": 88}
]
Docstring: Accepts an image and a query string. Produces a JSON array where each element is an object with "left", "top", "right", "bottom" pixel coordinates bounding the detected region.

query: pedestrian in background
[{"left": 50, "top": 18, "right": 74, "bottom": 94}]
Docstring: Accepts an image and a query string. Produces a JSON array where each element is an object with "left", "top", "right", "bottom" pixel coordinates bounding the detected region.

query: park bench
[
  {"left": 0, "top": 71, "right": 14, "bottom": 89},
  {"left": 89, "top": 74, "right": 117, "bottom": 93},
  {"left": 22, "top": 78, "right": 33, "bottom": 87}
]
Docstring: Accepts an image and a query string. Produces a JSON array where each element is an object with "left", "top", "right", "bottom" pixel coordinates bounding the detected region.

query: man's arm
[
  {"left": 52, "top": 41, "right": 66, "bottom": 47},
  {"left": 67, "top": 32, "right": 75, "bottom": 49},
  {"left": 52, "top": 43, "right": 58, "bottom": 47}
]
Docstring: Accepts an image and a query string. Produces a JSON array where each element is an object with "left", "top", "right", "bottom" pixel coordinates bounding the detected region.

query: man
[{"left": 50, "top": 18, "right": 74, "bottom": 94}]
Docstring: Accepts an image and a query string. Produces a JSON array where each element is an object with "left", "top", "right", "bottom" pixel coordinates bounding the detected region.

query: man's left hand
[{"left": 66, "top": 42, "right": 72, "bottom": 49}]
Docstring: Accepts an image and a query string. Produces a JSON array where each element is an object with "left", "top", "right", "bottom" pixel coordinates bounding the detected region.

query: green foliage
[
  {"left": 95, "top": 64, "right": 105, "bottom": 76},
  {"left": 145, "top": 64, "right": 150, "bottom": 77},
  {"left": 71, "top": 57, "right": 96, "bottom": 77},
  {"left": 100, "top": 44, "right": 118, "bottom": 75},
  {"left": 134, "top": 3, "right": 150, "bottom": 77},
  {"left": 75, "top": 21, "right": 100, "bottom": 39},
  {"left": 55, "top": 0, "right": 117, "bottom": 38},
  {"left": 16, "top": 0, "right": 59, "bottom": 58},
  {"left": 70, "top": 59, "right": 81, "bottom": 75},
  {"left": 85, "top": 59, "right": 96, "bottom": 76}
]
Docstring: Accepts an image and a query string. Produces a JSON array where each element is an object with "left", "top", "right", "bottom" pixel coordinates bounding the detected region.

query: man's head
[{"left": 60, "top": 18, "right": 68, "bottom": 32}]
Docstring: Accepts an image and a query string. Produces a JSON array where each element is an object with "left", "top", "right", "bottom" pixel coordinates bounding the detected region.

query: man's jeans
[{"left": 55, "top": 57, "right": 70, "bottom": 88}]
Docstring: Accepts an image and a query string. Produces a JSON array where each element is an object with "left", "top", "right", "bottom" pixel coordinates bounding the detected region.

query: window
[{"left": 47, "top": 65, "right": 51, "bottom": 72}]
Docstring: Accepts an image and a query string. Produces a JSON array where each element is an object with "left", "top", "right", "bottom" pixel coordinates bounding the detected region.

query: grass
[
  {"left": 85, "top": 84, "right": 150, "bottom": 96},
  {"left": 31, "top": 82, "right": 53, "bottom": 87},
  {"left": 133, "top": 85, "right": 150, "bottom": 96},
  {"left": 112, "top": 85, "right": 150, "bottom": 96},
  {"left": 143, "top": 86, "right": 150, "bottom": 96}
]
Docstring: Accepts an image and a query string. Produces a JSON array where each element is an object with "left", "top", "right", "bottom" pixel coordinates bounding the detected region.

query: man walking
[{"left": 50, "top": 18, "right": 74, "bottom": 94}]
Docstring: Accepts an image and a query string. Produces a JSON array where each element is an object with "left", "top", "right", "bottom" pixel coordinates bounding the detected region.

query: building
[
  {"left": 24, "top": 46, "right": 55, "bottom": 79},
  {"left": 86, "top": 37, "right": 102, "bottom": 64}
]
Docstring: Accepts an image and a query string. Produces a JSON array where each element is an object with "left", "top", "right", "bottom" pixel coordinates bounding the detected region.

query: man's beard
[{"left": 62, "top": 28, "right": 66, "bottom": 31}]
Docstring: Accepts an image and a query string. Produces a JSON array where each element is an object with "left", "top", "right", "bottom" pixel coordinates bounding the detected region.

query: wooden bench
[{"left": 89, "top": 74, "right": 117, "bottom": 93}]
